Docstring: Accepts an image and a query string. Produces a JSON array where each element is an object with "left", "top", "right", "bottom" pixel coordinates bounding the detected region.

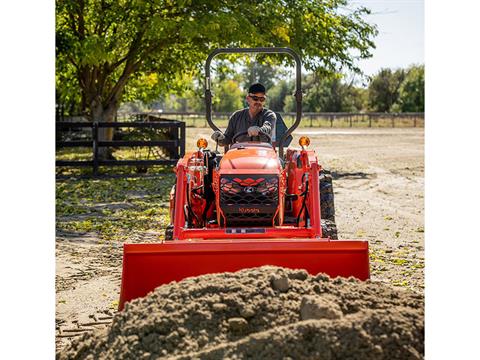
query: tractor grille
[{"left": 219, "top": 175, "right": 279, "bottom": 224}]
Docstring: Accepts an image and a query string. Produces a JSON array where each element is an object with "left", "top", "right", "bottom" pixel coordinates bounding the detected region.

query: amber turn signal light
[
  {"left": 299, "top": 136, "right": 310, "bottom": 147},
  {"left": 197, "top": 138, "right": 208, "bottom": 149}
]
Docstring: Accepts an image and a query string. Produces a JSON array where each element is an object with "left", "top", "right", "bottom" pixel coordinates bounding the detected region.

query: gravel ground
[{"left": 56, "top": 127, "right": 424, "bottom": 354}]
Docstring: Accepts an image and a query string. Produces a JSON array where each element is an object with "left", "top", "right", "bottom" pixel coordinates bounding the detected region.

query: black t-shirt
[{"left": 223, "top": 108, "right": 276, "bottom": 144}]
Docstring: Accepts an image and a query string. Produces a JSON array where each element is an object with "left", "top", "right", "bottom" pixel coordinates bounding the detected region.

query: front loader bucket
[{"left": 119, "top": 238, "right": 369, "bottom": 310}]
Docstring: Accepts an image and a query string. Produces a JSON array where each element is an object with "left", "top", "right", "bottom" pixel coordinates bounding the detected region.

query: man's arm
[{"left": 259, "top": 110, "right": 276, "bottom": 138}]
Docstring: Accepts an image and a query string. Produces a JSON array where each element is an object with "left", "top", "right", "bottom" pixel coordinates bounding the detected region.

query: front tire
[
  {"left": 165, "top": 224, "right": 174, "bottom": 240},
  {"left": 321, "top": 219, "right": 338, "bottom": 240}
]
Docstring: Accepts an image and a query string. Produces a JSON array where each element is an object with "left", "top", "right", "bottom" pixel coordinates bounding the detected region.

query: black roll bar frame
[{"left": 204, "top": 47, "right": 302, "bottom": 158}]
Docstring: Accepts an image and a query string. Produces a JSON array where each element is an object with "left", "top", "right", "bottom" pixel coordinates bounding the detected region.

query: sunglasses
[{"left": 248, "top": 94, "right": 266, "bottom": 102}]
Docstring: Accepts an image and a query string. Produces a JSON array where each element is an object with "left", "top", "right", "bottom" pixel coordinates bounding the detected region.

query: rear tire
[
  {"left": 321, "top": 219, "right": 338, "bottom": 240},
  {"left": 319, "top": 170, "right": 335, "bottom": 221},
  {"left": 319, "top": 170, "right": 338, "bottom": 239},
  {"left": 165, "top": 224, "right": 174, "bottom": 240}
]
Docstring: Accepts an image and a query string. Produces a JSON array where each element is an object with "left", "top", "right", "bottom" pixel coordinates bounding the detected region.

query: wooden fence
[
  {"left": 137, "top": 111, "right": 424, "bottom": 128},
  {"left": 56, "top": 116, "right": 185, "bottom": 175}
]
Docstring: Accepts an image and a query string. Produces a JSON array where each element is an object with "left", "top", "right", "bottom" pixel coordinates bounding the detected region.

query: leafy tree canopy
[
  {"left": 133, "top": 63, "right": 422, "bottom": 114},
  {"left": 393, "top": 64, "right": 424, "bottom": 112},
  {"left": 267, "top": 79, "right": 295, "bottom": 112},
  {"left": 367, "top": 68, "right": 406, "bottom": 112},
  {"left": 241, "top": 62, "right": 281, "bottom": 92},
  {"left": 303, "top": 74, "right": 365, "bottom": 112},
  {"left": 56, "top": 0, "right": 378, "bottom": 122}
]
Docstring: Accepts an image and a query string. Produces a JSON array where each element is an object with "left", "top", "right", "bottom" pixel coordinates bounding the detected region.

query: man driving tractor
[{"left": 211, "top": 83, "right": 276, "bottom": 145}]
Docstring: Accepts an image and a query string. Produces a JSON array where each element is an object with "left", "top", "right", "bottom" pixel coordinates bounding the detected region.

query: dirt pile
[{"left": 58, "top": 266, "right": 424, "bottom": 359}]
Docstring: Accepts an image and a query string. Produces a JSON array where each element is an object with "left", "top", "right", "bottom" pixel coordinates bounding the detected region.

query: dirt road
[{"left": 56, "top": 127, "right": 424, "bottom": 351}]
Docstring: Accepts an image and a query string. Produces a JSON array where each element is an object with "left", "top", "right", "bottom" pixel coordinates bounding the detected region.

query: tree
[
  {"left": 241, "top": 62, "right": 280, "bottom": 91},
  {"left": 367, "top": 68, "right": 406, "bottom": 112},
  {"left": 56, "top": 0, "right": 377, "bottom": 157},
  {"left": 393, "top": 64, "right": 424, "bottom": 112},
  {"left": 212, "top": 79, "right": 244, "bottom": 112},
  {"left": 284, "top": 73, "right": 365, "bottom": 112},
  {"left": 267, "top": 79, "right": 294, "bottom": 112}
]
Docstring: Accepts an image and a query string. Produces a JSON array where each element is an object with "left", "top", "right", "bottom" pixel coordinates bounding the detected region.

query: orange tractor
[{"left": 119, "top": 48, "right": 369, "bottom": 310}]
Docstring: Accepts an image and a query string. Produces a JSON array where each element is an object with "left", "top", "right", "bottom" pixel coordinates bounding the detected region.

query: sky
[
  {"left": 223, "top": 0, "right": 425, "bottom": 84},
  {"left": 351, "top": 0, "right": 424, "bottom": 76}
]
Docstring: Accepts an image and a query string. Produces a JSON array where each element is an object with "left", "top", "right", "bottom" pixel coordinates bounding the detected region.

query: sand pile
[{"left": 58, "top": 266, "right": 424, "bottom": 359}]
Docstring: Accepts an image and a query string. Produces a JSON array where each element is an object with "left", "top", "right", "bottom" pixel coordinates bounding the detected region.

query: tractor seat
[{"left": 272, "top": 112, "right": 293, "bottom": 149}]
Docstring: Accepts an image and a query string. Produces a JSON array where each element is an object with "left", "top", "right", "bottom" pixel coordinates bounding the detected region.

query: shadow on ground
[{"left": 331, "top": 171, "right": 372, "bottom": 180}]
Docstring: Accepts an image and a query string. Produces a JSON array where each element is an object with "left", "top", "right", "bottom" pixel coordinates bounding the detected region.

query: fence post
[
  {"left": 310, "top": 115, "right": 313, "bottom": 127},
  {"left": 414, "top": 116, "right": 417, "bottom": 127},
  {"left": 180, "top": 122, "right": 186, "bottom": 158},
  {"left": 392, "top": 117, "right": 395, "bottom": 128},
  {"left": 349, "top": 116, "right": 353, "bottom": 127},
  {"left": 330, "top": 116, "right": 333, "bottom": 127},
  {"left": 92, "top": 122, "right": 99, "bottom": 175},
  {"left": 368, "top": 114, "right": 372, "bottom": 128}
]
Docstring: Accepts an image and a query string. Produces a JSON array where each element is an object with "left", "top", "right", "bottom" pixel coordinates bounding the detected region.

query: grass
[
  {"left": 369, "top": 245, "right": 425, "bottom": 283},
  {"left": 56, "top": 147, "right": 167, "bottom": 163},
  {"left": 56, "top": 147, "right": 92, "bottom": 161},
  {"left": 56, "top": 145, "right": 174, "bottom": 177},
  {"left": 56, "top": 172, "right": 175, "bottom": 242}
]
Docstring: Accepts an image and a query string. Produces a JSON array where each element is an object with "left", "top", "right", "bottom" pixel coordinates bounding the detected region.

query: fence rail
[
  {"left": 129, "top": 111, "right": 424, "bottom": 128},
  {"left": 56, "top": 116, "right": 185, "bottom": 175}
]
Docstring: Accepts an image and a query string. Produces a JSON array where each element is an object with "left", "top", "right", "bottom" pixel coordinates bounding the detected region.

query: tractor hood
[{"left": 219, "top": 143, "right": 281, "bottom": 173}]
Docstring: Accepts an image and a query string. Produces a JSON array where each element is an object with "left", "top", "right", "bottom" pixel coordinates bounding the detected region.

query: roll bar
[{"left": 204, "top": 47, "right": 302, "bottom": 158}]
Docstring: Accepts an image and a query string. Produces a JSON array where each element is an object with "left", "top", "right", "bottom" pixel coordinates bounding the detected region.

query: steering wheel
[{"left": 231, "top": 130, "right": 272, "bottom": 144}]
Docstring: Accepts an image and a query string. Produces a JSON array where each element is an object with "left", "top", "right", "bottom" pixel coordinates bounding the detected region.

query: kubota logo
[{"left": 239, "top": 207, "right": 260, "bottom": 214}]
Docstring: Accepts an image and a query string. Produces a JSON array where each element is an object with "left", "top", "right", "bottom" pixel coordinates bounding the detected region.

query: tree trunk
[
  {"left": 91, "top": 98, "right": 118, "bottom": 160},
  {"left": 84, "top": 59, "right": 136, "bottom": 160}
]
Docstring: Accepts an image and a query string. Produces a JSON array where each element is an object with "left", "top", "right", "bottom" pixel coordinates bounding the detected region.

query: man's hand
[
  {"left": 247, "top": 126, "right": 261, "bottom": 136},
  {"left": 211, "top": 130, "right": 225, "bottom": 144}
]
